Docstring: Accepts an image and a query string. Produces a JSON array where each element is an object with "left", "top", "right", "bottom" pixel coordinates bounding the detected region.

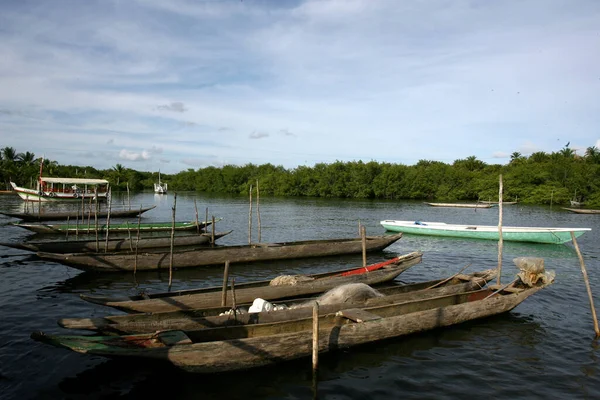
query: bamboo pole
[
  {"left": 361, "top": 225, "right": 367, "bottom": 268},
  {"left": 256, "top": 180, "right": 262, "bottom": 243},
  {"left": 126, "top": 182, "right": 130, "bottom": 210},
  {"left": 221, "top": 261, "right": 230, "bottom": 307},
  {"left": 94, "top": 187, "right": 99, "bottom": 252},
  {"left": 248, "top": 184, "right": 253, "bottom": 244},
  {"left": 104, "top": 188, "right": 113, "bottom": 253},
  {"left": 211, "top": 215, "right": 215, "bottom": 247},
  {"left": 497, "top": 174, "right": 504, "bottom": 285},
  {"left": 80, "top": 191, "right": 85, "bottom": 224},
  {"left": 312, "top": 301, "right": 319, "bottom": 377},
  {"left": 231, "top": 278, "right": 237, "bottom": 318},
  {"left": 75, "top": 210, "right": 79, "bottom": 239},
  {"left": 194, "top": 199, "right": 200, "bottom": 234},
  {"left": 205, "top": 207, "right": 208, "bottom": 233},
  {"left": 126, "top": 221, "right": 133, "bottom": 252},
  {"left": 168, "top": 193, "right": 177, "bottom": 289},
  {"left": 87, "top": 194, "right": 92, "bottom": 233},
  {"left": 571, "top": 232, "right": 600, "bottom": 337},
  {"left": 134, "top": 204, "right": 141, "bottom": 275}
]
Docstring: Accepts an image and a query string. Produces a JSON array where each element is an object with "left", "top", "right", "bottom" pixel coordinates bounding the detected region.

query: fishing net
[
  {"left": 513, "top": 257, "right": 556, "bottom": 286},
  {"left": 269, "top": 275, "right": 315, "bottom": 286}
]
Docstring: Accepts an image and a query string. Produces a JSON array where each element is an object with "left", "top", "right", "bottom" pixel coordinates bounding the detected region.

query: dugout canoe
[
  {"left": 562, "top": 208, "right": 600, "bottom": 214},
  {"left": 61, "top": 268, "right": 495, "bottom": 333},
  {"left": 32, "top": 273, "right": 550, "bottom": 373},
  {"left": 78, "top": 251, "right": 421, "bottom": 313},
  {"left": 0, "top": 231, "right": 232, "bottom": 253},
  {"left": 0, "top": 206, "right": 156, "bottom": 222},
  {"left": 425, "top": 202, "right": 493, "bottom": 208},
  {"left": 12, "top": 219, "right": 217, "bottom": 234},
  {"left": 36, "top": 233, "right": 405, "bottom": 273}
]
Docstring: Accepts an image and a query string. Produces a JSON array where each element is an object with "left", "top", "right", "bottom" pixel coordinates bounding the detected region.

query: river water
[{"left": 1, "top": 192, "right": 599, "bottom": 399}]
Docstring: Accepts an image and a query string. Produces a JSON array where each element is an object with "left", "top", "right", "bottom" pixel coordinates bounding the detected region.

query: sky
[{"left": 0, "top": 0, "right": 599, "bottom": 174}]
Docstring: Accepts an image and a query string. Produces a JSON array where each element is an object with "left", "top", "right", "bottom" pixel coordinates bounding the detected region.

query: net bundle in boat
[
  {"left": 269, "top": 275, "right": 315, "bottom": 286},
  {"left": 513, "top": 257, "right": 556, "bottom": 286}
]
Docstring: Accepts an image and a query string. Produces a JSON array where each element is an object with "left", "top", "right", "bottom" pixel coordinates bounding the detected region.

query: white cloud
[{"left": 0, "top": 0, "right": 598, "bottom": 173}]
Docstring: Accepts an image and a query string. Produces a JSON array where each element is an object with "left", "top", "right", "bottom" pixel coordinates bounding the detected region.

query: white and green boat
[{"left": 380, "top": 220, "right": 591, "bottom": 244}]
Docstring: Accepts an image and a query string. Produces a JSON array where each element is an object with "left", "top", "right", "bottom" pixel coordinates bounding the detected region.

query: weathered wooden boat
[
  {"left": 0, "top": 231, "right": 232, "bottom": 253},
  {"left": 0, "top": 205, "right": 156, "bottom": 222},
  {"left": 31, "top": 270, "right": 551, "bottom": 373},
  {"left": 425, "top": 202, "right": 492, "bottom": 208},
  {"left": 61, "top": 269, "right": 495, "bottom": 334},
  {"left": 36, "top": 233, "right": 405, "bottom": 273},
  {"left": 79, "top": 251, "right": 421, "bottom": 313},
  {"left": 12, "top": 219, "right": 215, "bottom": 234},
  {"left": 562, "top": 208, "right": 600, "bottom": 214},
  {"left": 380, "top": 220, "right": 591, "bottom": 244},
  {"left": 154, "top": 171, "right": 167, "bottom": 194}
]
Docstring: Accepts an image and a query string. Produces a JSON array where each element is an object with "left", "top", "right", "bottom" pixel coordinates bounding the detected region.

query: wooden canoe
[
  {"left": 0, "top": 205, "right": 156, "bottom": 222},
  {"left": 12, "top": 219, "right": 217, "bottom": 234},
  {"left": 61, "top": 269, "right": 496, "bottom": 334},
  {"left": 425, "top": 202, "right": 493, "bottom": 208},
  {"left": 0, "top": 231, "right": 232, "bottom": 253},
  {"left": 562, "top": 208, "right": 600, "bottom": 214},
  {"left": 36, "top": 233, "right": 405, "bottom": 273},
  {"left": 78, "top": 251, "right": 422, "bottom": 313},
  {"left": 31, "top": 279, "right": 549, "bottom": 373}
]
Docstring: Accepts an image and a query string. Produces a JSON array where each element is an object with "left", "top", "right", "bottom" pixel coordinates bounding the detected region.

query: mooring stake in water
[{"left": 571, "top": 231, "right": 600, "bottom": 337}]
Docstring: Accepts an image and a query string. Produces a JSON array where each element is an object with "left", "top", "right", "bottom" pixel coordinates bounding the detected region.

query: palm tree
[
  {"left": 559, "top": 143, "right": 575, "bottom": 158},
  {"left": 112, "top": 164, "right": 125, "bottom": 186},
  {"left": 18, "top": 151, "right": 36, "bottom": 166},
  {"left": 585, "top": 146, "right": 600, "bottom": 164}
]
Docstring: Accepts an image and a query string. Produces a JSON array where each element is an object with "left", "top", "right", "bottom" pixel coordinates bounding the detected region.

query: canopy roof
[{"left": 40, "top": 177, "right": 109, "bottom": 185}]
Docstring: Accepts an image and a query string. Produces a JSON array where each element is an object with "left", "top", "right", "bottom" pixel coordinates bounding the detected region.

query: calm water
[{"left": 1, "top": 193, "right": 599, "bottom": 399}]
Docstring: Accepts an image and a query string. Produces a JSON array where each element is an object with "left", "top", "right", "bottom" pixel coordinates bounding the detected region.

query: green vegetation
[{"left": 2, "top": 144, "right": 600, "bottom": 207}]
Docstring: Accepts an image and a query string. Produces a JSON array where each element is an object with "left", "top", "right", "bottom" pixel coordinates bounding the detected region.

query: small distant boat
[
  {"left": 425, "top": 202, "right": 492, "bottom": 208},
  {"left": 12, "top": 219, "right": 215, "bottom": 234},
  {"left": 479, "top": 201, "right": 518, "bottom": 205},
  {"left": 570, "top": 200, "right": 584, "bottom": 207},
  {"left": 0, "top": 206, "right": 156, "bottom": 222},
  {"left": 380, "top": 220, "right": 591, "bottom": 244},
  {"left": 154, "top": 171, "right": 167, "bottom": 194},
  {"left": 563, "top": 208, "right": 600, "bottom": 215},
  {"left": 10, "top": 178, "right": 110, "bottom": 203}
]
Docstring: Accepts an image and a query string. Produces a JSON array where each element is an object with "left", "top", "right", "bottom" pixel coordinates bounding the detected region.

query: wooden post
[
  {"left": 126, "top": 182, "right": 130, "bottom": 210},
  {"left": 571, "top": 232, "right": 600, "bottom": 337},
  {"left": 497, "top": 174, "right": 504, "bottom": 285},
  {"left": 104, "top": 188, "right": 113, "bottom": 253},
  {"left": 231, "top": 278, "right": 237, "bottom": 318},
  {"left": 361, "top": 225, "right": 367, "bottom": 268},
  {"left": 134, "top": 204, "right": 142, "bottom": 275},
  {"left": 312, "top": 301, "right": 319, "bottom": 378},
  {"left": 87, "top": 194, "right": 92, "bottom": 233},
  {"left": 168, "top": 193, "right": 177, "bottom": 289},
  {"left": 221, "top": 261, "right": 230, "bottom": 307},
  {"left": 94, "top": 187, "right": 99, "bottom": 252},
  {"left": 75, "top": 210, "right": 79, "bottom": 239},
  {"left": 80, "top": 191, "right": 85, "bottom": 224},
  {"left": 211, "top": 215, "right": 215, "bottom": 247},
  {"left": 65, "top": 216, "right": 70, "bottom": 240},
  {"left": 126, "top": 221, "right": 133, "bottom": 251},
  {"left": 256, "top": 180, "right": 262, "bottom": 243},
  {"left": 194, "top": 199, "right": 200, "bottom": 234},
  {"left": 205, "top": 207, "right": 208, "bottom": 233},
  {"left": 248, "top": 184, "right": 253, "bottom": 244}
]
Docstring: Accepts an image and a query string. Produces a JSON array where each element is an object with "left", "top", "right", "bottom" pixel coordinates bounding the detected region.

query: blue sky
[{"left": 1, "top": 0, "right": 599, "bottom": 174}]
